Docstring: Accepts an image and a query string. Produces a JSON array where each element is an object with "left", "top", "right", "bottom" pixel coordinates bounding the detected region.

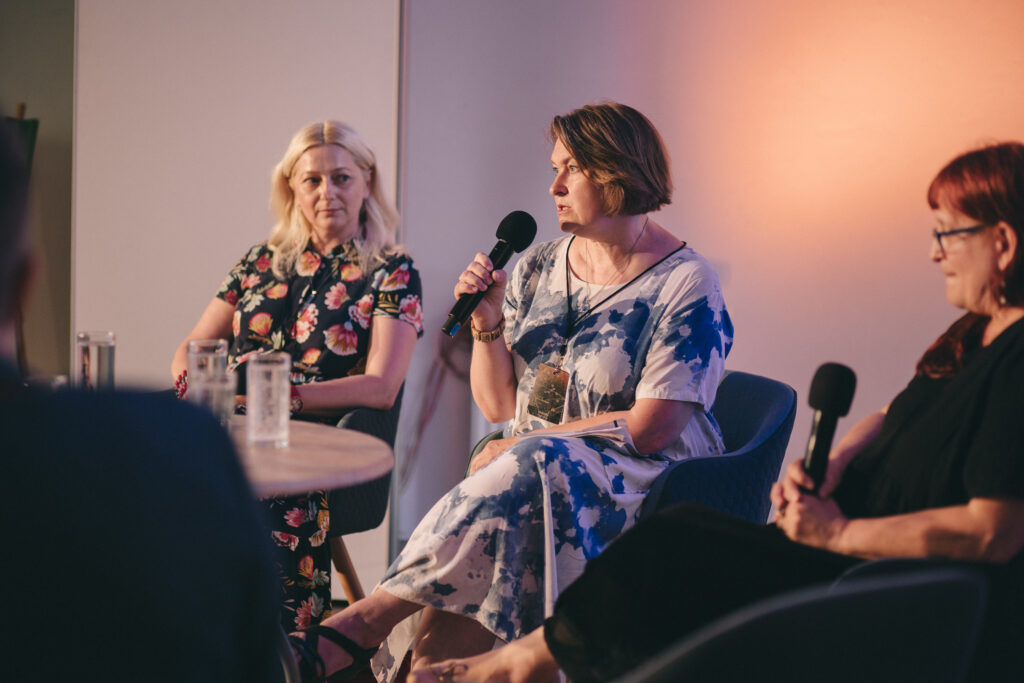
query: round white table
[{"left": 228, "top": 415, "right": 394, "bottom": 497}]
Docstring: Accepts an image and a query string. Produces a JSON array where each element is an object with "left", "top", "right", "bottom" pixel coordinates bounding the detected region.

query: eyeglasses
[{"left": 932, "top": 224, "right": 988, "bottom": 256}]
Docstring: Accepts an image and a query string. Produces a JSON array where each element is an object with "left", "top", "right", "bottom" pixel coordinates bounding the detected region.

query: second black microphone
[{"left": 802, "top": 362, "right": 857, "bottom": 494}]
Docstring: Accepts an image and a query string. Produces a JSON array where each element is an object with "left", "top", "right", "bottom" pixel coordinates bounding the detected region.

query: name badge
[{"left": 527, "top": 362, "right": 569, "bottom": 423}]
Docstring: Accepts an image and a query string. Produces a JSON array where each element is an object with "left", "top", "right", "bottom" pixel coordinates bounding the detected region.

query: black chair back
[
  {"left": 327, "top": 384, "right": 403, "bottom": 537},
  {"left": 615, "top": 568, "right": 987, "bottom": 683}
]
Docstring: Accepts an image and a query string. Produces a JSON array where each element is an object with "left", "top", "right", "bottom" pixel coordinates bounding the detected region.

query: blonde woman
[{"left": 172, "top": 121, "right": 422, "bottom": 631}]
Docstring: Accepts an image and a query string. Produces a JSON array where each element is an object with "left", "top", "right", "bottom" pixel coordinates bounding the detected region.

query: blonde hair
[{"left": 268, "top": 121, "right": 400, "bottom": 278}]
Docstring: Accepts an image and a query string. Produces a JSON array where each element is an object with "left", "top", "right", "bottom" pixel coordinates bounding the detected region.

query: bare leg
[
  {"left": 410, "top": 607, "right": 497, "bottom": 670},
  {"left": 406, "top": 628, "right": 559, "bottom": 683},
  {"left": 300, "top": 587, "right": 422, "bottom": 675}
]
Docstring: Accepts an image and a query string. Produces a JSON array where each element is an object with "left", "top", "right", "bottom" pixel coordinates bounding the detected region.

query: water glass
[
  {"left": 74, "top": 331, "right": 115, "bottom": 390},
  {"left": 187, "top": 372, "right": 236, "bottom": 428},
  {"left": 187, "top": 339, "right": 228, "bottom": 380},
  {"left": 246, "top": 353, "right": 290, "bottom": 447}
]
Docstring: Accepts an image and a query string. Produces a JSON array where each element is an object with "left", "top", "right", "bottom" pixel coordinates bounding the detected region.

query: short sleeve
[
  {"left": 216, "top": 243, "right": 268, "bottom": 307},
  {"left": 635, "top": 261, "right": 733, "bottom": 412},
  {"left": 964, "top": 354, "right": 1024, "bottom": 500},
  {"left": 370, "top": 252, "right": 424, "bottom": 337}
]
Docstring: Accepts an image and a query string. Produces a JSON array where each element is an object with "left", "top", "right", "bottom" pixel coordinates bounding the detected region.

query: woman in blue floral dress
[
  {"left": 172, "top": 121, "right": 422, "bottom": 632},
  {"left": 289, "top": 103, "right": 731, "bottom": 683}
]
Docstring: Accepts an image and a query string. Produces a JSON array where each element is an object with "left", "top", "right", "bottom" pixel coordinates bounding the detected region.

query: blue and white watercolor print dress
[{"left": 372, "top": 236, "right": 732, "bottom": 679}]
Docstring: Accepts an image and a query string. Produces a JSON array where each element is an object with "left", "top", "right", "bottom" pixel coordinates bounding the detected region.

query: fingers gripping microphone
[
  {"left": 802, "top": 362, "right": 857, "bottom": 494},
  {"left": 442, "top": 210, "right": 537, "bottom": 336}
]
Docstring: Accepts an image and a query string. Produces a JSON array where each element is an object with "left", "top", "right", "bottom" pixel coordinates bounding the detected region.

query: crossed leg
[
  {"left": 410, "top": 607, "right": 498, "bottom": 669},
  {"left": 295, "top": 591, "right": 512, "bottom": 679}
]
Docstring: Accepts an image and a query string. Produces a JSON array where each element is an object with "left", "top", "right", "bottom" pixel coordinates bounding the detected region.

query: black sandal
[{"left": 289, "top": 625, "right": 380, "bottom": 683}]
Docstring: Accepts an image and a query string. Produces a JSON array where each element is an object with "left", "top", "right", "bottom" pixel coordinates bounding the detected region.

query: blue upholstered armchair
[{"left": 639, "top": 370, "right": 797, "bottom": 524}]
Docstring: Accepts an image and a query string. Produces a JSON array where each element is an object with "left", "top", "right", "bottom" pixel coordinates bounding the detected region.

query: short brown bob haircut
[{"left": 549, "top": 102, "right": 672, "bottom": 217}]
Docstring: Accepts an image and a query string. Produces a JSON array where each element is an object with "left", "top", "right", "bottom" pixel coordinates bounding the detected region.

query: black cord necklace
[{"left": 560, "top": 235, "right": 686, "bottom": 359}]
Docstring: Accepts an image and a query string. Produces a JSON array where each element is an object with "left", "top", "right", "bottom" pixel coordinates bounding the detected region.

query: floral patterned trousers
[{"left": 264, "top": 491, "right": 333, "bottom": 632}]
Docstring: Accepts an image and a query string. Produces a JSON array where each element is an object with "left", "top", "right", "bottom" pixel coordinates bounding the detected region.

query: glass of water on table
[
  {"left": 187, "top": 339, "right": 228, "bottom": 380},
  {"left": 74, "top": 331, "right": 115, "bottom": 390},
  {"left": 186, "top": 339, "right": 233, "bottom": 427},
  {"left": 246, "top": 352, "right": 291, "bottom": 448}
]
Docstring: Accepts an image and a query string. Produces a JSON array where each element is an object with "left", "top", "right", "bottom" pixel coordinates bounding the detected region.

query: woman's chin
[{"left": 557, "top": 219, "right": 582, "bottom": 234}]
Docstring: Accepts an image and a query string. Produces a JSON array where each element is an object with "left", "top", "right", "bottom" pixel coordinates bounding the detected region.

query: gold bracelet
[{"left": 470, "top": 318, "right": 505, "bottom": 342}]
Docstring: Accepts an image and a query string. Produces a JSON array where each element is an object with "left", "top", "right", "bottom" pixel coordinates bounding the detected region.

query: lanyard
[{"left": 559, "top": 237, "right": 686, "bottom": 359}]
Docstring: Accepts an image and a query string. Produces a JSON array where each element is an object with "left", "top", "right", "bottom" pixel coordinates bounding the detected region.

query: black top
[{"left": 834, "top": 316, "right": 1024, "bottom": 519}]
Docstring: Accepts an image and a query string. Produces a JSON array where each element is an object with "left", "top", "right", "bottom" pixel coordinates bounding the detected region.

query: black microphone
[
  {"left": 442, "top": 210, "right": 537, "bottom": 336},
  {"left": 802, "top": 362, "right": 856, "bottom": 494}
]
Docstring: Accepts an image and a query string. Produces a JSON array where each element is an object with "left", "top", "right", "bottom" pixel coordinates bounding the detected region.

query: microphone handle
[
  {"left": 442, "top": 240, "right": 515, "bottom": 336},
  {"left": 802, "top": 410, "right": 838, "bottom": 494}
]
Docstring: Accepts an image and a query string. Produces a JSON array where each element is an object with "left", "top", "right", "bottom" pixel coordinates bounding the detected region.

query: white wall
[{"left": 395, "top": 0, "right": 1024, "bottom": 536}]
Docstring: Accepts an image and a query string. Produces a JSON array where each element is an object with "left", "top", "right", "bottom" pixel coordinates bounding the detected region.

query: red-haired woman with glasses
[{"left": 408, "top": 143, "right": 1024, "bottom": 683}]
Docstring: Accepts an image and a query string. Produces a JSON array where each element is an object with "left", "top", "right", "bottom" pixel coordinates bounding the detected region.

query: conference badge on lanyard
[{"left": 527, "top": 362, "right": 569, "bottom": 423}]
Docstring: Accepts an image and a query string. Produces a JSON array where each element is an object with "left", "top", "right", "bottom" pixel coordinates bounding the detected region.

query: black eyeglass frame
[{"left": 932, "top": 224, "right": 988, "bottom": 255}]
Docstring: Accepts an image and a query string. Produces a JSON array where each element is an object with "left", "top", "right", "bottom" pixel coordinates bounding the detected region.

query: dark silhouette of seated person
[{"left": 0, "top": 115, "right": 280, "bottom": 683}]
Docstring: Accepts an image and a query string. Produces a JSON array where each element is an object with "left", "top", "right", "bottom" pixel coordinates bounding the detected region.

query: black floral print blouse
[
  {"left": 217, "top": 240, "right": 424, "bottom": 388},
  {"left": 216, "top": 239, "right": 422, "bottom": 631}
]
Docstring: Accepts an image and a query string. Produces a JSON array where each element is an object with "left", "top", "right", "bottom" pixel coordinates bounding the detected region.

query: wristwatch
[{"left": 471, "top": 318, "right": 505, "bottom": 343}]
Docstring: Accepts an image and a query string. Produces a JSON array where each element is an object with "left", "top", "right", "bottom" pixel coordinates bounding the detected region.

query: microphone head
[
  {"left": 496, "top": 210, "right": 537, "bottom": 252},
  {"left": 808, "top": 362, "right": 856, "bottom": 416}
]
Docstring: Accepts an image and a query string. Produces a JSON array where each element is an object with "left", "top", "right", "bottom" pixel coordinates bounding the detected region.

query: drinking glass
[
  {"left": 187, "top": 372, "right": 236, "bottom": 428},
  {"left": 74, "top": 331, "right": 115, "bottom": 390},
  {"left": 187, "top": 339, "right": 228, "bottom": 380},
  {"left": 246, "top": 353, "right": 290, "bottom": 447}
]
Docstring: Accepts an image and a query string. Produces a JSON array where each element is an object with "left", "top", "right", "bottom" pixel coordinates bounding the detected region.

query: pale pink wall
[{"left": 397, "top": 0, "right": 1024, "bottom": 535}]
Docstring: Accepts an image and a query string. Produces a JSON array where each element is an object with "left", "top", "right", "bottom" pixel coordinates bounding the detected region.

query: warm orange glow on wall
[
  {"left": 401, "top": 0, "right": 1024, "bottom": 520},
  {"left": 610, "top": 0, "right": 1024, "bottom": 426}
]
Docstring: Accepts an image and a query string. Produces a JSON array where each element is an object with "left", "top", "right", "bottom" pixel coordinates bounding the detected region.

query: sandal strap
[
  {"left": 309, "top": 624, "right": 379, "bottom": 666},
  {"left": 288, "top": 633, "right": 326, "bottom": 682}
]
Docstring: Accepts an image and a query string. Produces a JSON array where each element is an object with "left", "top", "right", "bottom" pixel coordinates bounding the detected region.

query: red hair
[
  {"left": 927, "top": 142, "right": 1024, "bottom": 305},
  {"left": 918, "top": 142, "right": 1024, "bottom": 376}
]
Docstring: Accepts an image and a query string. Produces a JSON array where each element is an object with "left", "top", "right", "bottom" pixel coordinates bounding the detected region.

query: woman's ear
[{"left": 995, "top": 221, "right": 1018, "bottom": 272}]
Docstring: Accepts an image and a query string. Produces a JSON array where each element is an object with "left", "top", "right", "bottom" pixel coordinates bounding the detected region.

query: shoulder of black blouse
[
  {"left": 232, "top": 241, "right": 270, "bottom": 265},
  {"left": 986, "top": 315, "right": 1024, "bottom": 369},
  {"left": 373, "top": 246, "right": 418, "bottom": 272}
]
